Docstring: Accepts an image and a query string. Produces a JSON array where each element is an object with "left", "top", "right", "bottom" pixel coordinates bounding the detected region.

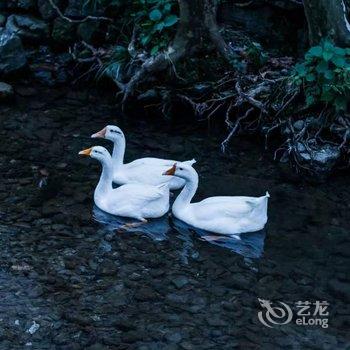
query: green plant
[
  {"left": 97, "top": 45, "right": 130, "bottom": 80},
  {"left": 134, "top": 0, "right": 178, "bottom": 55},
  {"left": 245, "top": 41, "right": 268, "bottom": 68},
  {"left": 292, "top": 40, "right": 350, "bottom": 111}
]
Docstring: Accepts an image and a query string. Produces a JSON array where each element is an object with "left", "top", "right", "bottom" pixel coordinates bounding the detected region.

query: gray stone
[
  {"left": 0, "top": 29, "right": 27, "bottom": 75},
  {"left": 297, "top": 142, "right": 340, "bottom": 174},
  {"left": 171, "top": 275, "right": 189, "bottom": 289},
  {"left": 6, "top": 15, "right": 49, "bottom": 42},
  {"left": 0, "top": 82, "right": 14, "bottom": 100}
]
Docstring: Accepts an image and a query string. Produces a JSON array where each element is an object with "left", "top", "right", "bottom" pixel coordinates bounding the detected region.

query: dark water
[{"left": 0, "top": 86, "right": 349, "bottom": 349}]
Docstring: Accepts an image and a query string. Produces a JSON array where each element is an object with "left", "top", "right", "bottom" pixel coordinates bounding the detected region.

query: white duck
[
  {"left": 164, "top": 162, "right": 269, "bottom": 235},
  {"left": 79, "top": 146, "right": 170, "bottom": 225},
  {"left": 91, "top": 125, "right": 190, "bottom": 190}
]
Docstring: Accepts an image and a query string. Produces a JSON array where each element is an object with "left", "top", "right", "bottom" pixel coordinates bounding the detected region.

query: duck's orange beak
[
  {"left": 163, "top": 164, "right": 176, "bottom": 176},
  {"left": 91, "top": 127, "right": 106, "bottom": 138},
  {"left": 79, "top": 147, "right": 92, "bottom": 156}
]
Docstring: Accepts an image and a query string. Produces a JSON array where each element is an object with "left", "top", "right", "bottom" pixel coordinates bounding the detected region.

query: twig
[
  {"left": 221, "top": 106, "right": 254, "bottom": 152},
  {"left": 48, "top": 0, "right": 113, "bottom": 23}
]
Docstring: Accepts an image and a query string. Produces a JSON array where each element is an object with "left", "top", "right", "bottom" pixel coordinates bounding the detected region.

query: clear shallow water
[{"left": 0, "top": 87, "right": 349, "bottom": 349}]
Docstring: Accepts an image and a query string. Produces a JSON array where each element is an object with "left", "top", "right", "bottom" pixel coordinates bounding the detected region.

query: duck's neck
[
  {"left": 173, "top": 172, "right": 199, "bottom": 212},
  {"left": 95, "top": 156, "right": 113, "bottom": 200},
  {"left": 112, "top": 138, "right": 126, "bottom": 169}
]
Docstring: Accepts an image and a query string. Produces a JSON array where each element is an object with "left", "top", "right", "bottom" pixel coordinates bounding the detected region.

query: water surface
[{"left": 0, "top": 86, "right": 348, "bottom": 349}]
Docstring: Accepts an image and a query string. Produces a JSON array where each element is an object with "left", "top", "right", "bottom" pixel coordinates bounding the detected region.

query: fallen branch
[{"left": 48, "top": 0, "right": 113, "bottom": 23}]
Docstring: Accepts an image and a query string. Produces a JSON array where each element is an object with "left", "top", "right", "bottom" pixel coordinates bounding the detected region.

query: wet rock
[
  {"left": 0, "top": 29, "right": 27, "bottom": 75},
  {"left": 171, "top": 275, "right": 189, "bottom": 289},
  {"left": 52, "top": 18, "right": 77, "bottom": 44},
  {"left": 0, "top": 82, "right": 14, "bottom": 101},
  {"left": 6, "top": 15, "right": 49, "bottom": 42},
  {"left": 165, "top": 331, "right": 182, "bottom": 343},
  {"left": 97, "top": 260, "right": 118, "bottom": 276},
  {"left": 296, "top": 142, "right": 340, "bottom": 176}
]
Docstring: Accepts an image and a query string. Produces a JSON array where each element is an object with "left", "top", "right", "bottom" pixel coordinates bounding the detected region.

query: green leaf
[
  {"left": 308, "top": 46, "right": 323, "bottom": 58},
  {"left": 324, "top": 70, "right": 334, "bottom": 80},
  {"left": 149, "top": 9, "right": 162, "bottom": 21},
  {"left": 316, "top": 61, "right": 328, "bottom": 73},
  {"left": 150, "top": 45, "right": 159, "bottom": 55},
  {"left": 323, "top": 40, "right": 334, "bottom": 52},
  {"left": 164, "top": 3, "right": 172, "bottom": 12},
  {"left": 140, "top": 33, "right": 152, "bottom": 46},
  {"left": 323, "top": 50, "right": 334, "bottom": 62},
  {"left": 306, "top": 73, "right": 316, "bottom": 82},
  {"left": 154, "top": 21, "right": 164, "bottom": 31},
  {"left": 331, "top": 56, "right": 346, "bottom": 67},
  {"left": 163, "top": 15, "right": 178, "bottom": 27},
  {"left": 295, "top": 63, "right": 307, "bottom": 77},
  {"left": 306, "top": 94, "right": 315, "bottom": 106},
  {"left": 334, "top": 47, "right": 346, "bottom": 55}
]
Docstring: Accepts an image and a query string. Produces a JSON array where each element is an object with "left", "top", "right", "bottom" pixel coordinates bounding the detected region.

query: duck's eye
[
  {"left": 179, "top": 167, "right": 183, "bottom": 171},
  {"left": 110, "top": 129, "right": 120, "bottom": 134}
]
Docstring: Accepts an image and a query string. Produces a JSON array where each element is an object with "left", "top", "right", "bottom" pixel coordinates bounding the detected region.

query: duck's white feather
[
  {"left": 171, "top": 163, "right": 269, "bottom": 235},
  {"left": 90, "top": 147, "right": 170, "bottom": 221}
]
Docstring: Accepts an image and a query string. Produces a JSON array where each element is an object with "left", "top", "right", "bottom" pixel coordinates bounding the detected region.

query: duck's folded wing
[
  {"left": 116, "top": 183, "right": 165, "bottom": 201},
  {"left": 126, "top": 158, "right": 175, "bottom": 168},
  {"left": 193, "top": 199, "right": 256, "bottom": 220},
  {"left": 122, "top": 164, "right": 170, "bottom": 185}
]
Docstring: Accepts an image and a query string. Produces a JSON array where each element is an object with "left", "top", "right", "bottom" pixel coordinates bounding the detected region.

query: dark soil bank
[{"left": 0, "top": 86, "right": 349, "bottom": 349}]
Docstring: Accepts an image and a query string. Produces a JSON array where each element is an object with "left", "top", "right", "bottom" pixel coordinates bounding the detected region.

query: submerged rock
[
  {"left": 0, "top": 82, "right": 14, "bottom": 100},
  {"left": 0, "top": 29, "right": 27, "bottom": 75},
  {"left": 6, "top": 15, "right": 49, "bottom": 42}
]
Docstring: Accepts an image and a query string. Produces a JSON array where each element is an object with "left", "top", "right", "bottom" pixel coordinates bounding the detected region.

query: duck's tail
[{"left": 183, "top": 159, "right": 196, "bottom": 166}]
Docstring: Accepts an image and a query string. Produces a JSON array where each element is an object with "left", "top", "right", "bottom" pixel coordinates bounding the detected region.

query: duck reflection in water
[
  {"left": 92, "top": 206, "right": 170, "bottom": 241},
  {"left": 170, "top": 217, "right": 266, "bottom": 259},
  {"left": 93, "top": 206, "right": 266, "bottom": 259}
]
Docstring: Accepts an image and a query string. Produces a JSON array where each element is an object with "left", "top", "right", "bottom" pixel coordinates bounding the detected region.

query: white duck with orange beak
[
  {"left": 91, "top": 125, "right": 193, "bottom": 190},
  {"left": 164, "top": 161, "right": 270, "bottom": 236},
  {"left": 79, "top": 146, "right": 170, "bottom": 224}
]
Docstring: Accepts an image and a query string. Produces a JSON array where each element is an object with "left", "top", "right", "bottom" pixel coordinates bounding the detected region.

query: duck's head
[
  {"left": 91, "top": 125, "right": 124, "bottom": 142},
  {"left": 163, "top": 160, "right": 197, "bottom": 180},
  {"left": 79, "top": 146, "right": 110, "bottom": 162}
]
